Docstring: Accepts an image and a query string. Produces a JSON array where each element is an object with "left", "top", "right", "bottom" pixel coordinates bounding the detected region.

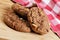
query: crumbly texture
[
  {"left": 4, "top": 9, "right": 31, "bottom": 32},
  {"left": 12, "top": 3, "right": 30, "bottom": 17},
  {"left": 4, "top": 3, "right": 50, "bottom": 34},
  {"left": 27, "top": 7, "right": 50, "bottom": 34}
]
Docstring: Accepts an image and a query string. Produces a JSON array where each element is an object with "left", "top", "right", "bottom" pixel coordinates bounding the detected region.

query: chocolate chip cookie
[
  {"left": 27, "top": 7, "right": 50, "bottom": 34},
  {"left": 12, "top": 3, "right": 29, "bottom": 17},
  {"left": 4, "top": 9, "right": 31, "bottom": 32}
]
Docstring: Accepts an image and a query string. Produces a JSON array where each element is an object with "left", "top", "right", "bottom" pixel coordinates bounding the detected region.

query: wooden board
[{"left": 0, "top": 0, "right": 60, "bottom": 40}]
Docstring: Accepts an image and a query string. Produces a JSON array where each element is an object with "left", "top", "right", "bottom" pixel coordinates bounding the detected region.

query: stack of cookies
[{"left": 4, "top": 3, "right": 50, "bottom": 35}]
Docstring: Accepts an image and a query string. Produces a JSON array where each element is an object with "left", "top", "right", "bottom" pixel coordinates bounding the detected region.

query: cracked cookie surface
[
  {"left": 27, "top": 7, "right": 50, "bottom": 34},
  {"left": 12, "top": 3, "right": 29, "bottom": 17},
  {"left": 4, "top": 9, "right": 31, "bottom": 32}
]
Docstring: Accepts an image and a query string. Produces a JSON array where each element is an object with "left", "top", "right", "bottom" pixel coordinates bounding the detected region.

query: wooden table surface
[{"left": 0, "top": 0, "right": 60, "bottom": 40}]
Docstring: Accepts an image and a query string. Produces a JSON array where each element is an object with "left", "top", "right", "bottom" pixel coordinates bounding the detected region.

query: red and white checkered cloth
[{"left": 13, "top": 0, "right": 60, "bottom": 37}]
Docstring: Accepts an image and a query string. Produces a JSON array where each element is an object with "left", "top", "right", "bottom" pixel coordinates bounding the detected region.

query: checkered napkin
[{"left": 13, "top": 0, "right": 60, "bottom": 36}]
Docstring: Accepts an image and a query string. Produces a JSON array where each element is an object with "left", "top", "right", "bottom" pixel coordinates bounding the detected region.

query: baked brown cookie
[
  {"left": 12, "top": 3, "right": 29, "bottom": 17},
  {"left": 4, "top": 9, "right": 31, "bottom": 32},
  {"left": 27, "top": 7, "right": 50, "bottom": 34}
]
